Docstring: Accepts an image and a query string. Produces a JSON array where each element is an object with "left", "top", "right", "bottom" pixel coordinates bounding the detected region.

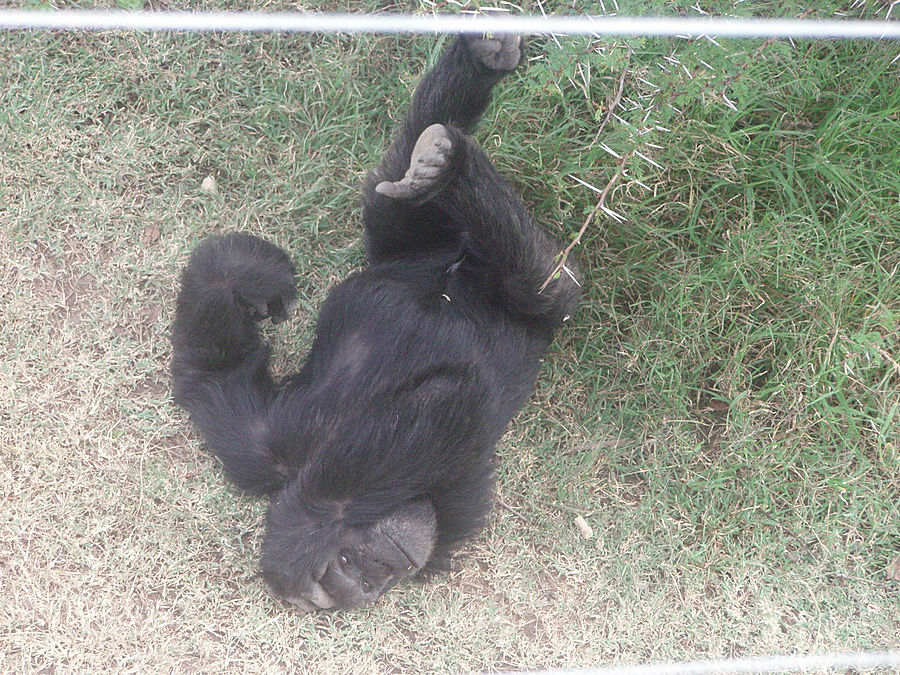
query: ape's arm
[{"left": 170, "top": 233, "right": 298, "bottom": 495}]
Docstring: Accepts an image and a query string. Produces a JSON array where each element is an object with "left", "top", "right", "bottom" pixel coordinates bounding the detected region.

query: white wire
[
  {"left": 0, "top": 10, "right": 899, "bottom": 39},
  {"left": 506, "top": 650, "right": 900, "bottom": 675}
]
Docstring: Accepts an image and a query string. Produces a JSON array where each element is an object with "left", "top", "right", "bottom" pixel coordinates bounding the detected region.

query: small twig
[
  {"left": 532, "top": 497, "right": 598, "bottom": 518},
  {"left": 591, "top": 45, "right": 633, "bottom": 148},
  {"left": 500, "top": 495, "right": 600, "bottom": 520},
  {"left": 540, "top": 150, "right": 632, "bottom": 293},
  {"left": 496, "top": 497, "right": 532, "bottom": 524},
  {"left": 876, "top": 345, "right": 900, "bottom": 377},
  {"left": 539, "top": 50, "right": 633, "bottom": 294}
]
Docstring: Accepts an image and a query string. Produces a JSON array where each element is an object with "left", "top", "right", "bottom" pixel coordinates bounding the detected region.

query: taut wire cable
[
  {"left": 0, "top": 10, "right": 899, "bottom": 39},
  {"left": 502, "top": 650, "right": 900, "bottom": 675}
]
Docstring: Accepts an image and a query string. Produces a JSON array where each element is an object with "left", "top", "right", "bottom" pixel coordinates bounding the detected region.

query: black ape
[{"left": 171, "top": 34, "right": 580, "bottom": 611}]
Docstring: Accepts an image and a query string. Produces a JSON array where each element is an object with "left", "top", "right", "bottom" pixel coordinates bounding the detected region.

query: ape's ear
[{"left": 374, "top": 500, "right": 438, "bottom": 571}]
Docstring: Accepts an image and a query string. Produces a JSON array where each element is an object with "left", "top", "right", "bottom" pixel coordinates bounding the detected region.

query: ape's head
[{"left": 261, "top": 495, "right": 437, "bottom": 611}]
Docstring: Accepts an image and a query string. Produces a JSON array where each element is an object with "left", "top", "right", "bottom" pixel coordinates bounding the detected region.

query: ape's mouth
[
  {"left": 281, "top": 576, "right": 338, "bottom": 612},
  {"left": 282, "top": 594, "right": 319, "bottom": 613}
]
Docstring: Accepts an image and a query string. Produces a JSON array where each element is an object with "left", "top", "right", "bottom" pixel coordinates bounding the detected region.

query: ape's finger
[{"left": 375, "top": 180, "right": 414, "bottom": 199}]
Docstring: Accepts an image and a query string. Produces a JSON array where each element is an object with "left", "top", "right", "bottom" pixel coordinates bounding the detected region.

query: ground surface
[{"left": 1, "top": 1, "right": 898, "bottom": 673}]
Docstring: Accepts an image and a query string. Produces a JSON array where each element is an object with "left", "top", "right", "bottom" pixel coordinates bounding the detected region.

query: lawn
[{"left": 1, "top": 0, "right": 898, "bottom": 672}]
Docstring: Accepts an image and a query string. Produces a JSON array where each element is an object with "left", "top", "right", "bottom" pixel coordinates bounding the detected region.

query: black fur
[{"left": 171, "top": 35, "right": 581, "bottom": 611}]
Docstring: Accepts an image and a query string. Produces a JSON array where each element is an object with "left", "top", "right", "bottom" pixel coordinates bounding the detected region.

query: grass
[{"left": 1, "top": 0, "right": 899, "bottom": 672}]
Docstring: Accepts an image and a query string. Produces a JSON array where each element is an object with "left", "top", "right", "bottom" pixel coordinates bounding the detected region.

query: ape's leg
[
  {"left": 377, "top": 124, "right": 582, "bottom": 328},
  {"left": 171, "top": 233, "right": 298, "bottom": 495},
  {"left": 362, "top": 35, "right": 520, "bottom": 261}
]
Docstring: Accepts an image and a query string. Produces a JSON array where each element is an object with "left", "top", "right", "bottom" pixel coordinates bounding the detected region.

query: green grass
[{"left": 1, "top": 0, "right": 898, "bottom": 672}]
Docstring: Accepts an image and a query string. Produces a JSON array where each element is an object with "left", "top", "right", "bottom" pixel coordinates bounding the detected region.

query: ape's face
[{"left": 261, "top": 499, "right": 437, "bottom": 611}]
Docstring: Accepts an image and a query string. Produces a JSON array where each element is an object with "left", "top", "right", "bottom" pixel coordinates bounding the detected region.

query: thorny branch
[
  {"left": 540, "top": 150, "right": 631, "bottom": 293},
  {"left": 592, "top": 46, "right": 633, "bottom": 146},
  {"left": 540, "top": 53, "right": 632, "bottom": 293}
]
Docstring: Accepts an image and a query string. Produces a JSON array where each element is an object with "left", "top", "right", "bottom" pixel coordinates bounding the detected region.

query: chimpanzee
[{"left": 171, "top": 33, "right": 580, "bottom": 611}]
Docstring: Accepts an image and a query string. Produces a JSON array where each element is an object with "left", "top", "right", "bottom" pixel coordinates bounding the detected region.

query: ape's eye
[
  {"left": 361, "top": 580, "right": 371, "bottom": 592},
  {"left": 339, "top": 553, "right": 350, "bottom": 567}
]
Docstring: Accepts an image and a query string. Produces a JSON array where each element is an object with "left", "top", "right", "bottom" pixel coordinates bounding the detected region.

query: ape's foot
[
  {"left": 375, "top": 124, "right": 453, "bottom": 200},
  {"left": 466, "top": 34, "right": 521, "bottom": 71}
]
